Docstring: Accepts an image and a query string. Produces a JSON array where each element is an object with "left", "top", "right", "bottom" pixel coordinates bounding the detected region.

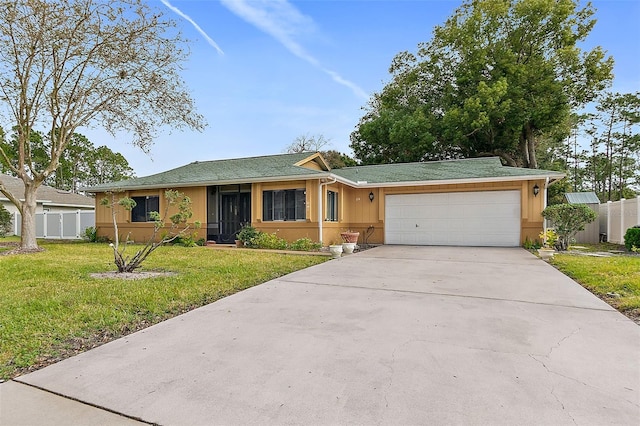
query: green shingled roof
[
  {"left": 83, "top": 152, "right": 327, "bottom": 191},
  {"left": 83, "top": 154, "right": 564, "bottom": 193},
  {"left": 331, "top": 157, "right": 563, "bottom": 184}
]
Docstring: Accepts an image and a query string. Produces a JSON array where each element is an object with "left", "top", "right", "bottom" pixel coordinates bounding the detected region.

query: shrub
[
  {"left": 251, "top": 232, "right": 288, "bottom": 250},
  {"left": 82, "top": 226, "right": 109, "bottom": 243},
  {"left": 624, "top": 226, "right": 640, "bottom": 251},
  {"left": 541, "top": 204, "right": 597, "bottom": 251},
  {"left": 0, "top": 204, "right": 12, "bottom": 237},
  {"left": 171, "top": 232, "right": 204, "bottom": 247},
  {"left": 289, "top": 237, "right": 321, "bottom": 251},
  {"left": 237, "top": 225, "right": 259, "bottom": 244}
]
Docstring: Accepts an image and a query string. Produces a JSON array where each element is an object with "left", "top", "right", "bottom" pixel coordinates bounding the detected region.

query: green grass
[
  {"left": 0, "top": 241, "right": 328, "bottom": 379},
  {"left": 566, "top": 242, "right": 626, "bottom": 253},
  {"left": 551, "top": 247, "right": 640, "bottom": 316}
]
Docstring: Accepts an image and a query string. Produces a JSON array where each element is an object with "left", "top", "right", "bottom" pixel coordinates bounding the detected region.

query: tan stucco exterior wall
[
  {"left": 93, "top": 178, "right": 548, "bottom": 246},
  {"left": 94, "top": 188, "right": 208, "bottom": 243}
]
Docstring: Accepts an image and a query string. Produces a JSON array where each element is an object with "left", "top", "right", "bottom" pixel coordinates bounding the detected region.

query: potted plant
[
  {"left": 340, "top": 230, "right": 359, "bottom": 244},
  {"left": 342, "top": 241, "right": 356, "bottom": 254},
  {"left": 537, "top": 229, "right": 558, "bottom": 260},
  {"left": 237, "top": 224, "right": 258, "bottom": 248},
  {"left": 328, "top": 241, "right": 343, "bottom": 258}
]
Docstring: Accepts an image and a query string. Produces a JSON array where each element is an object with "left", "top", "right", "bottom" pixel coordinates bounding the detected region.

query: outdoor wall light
[
  {"left": 533, "top": 184, "right": 540, "bottom": 197},
  {"left": 369, "top": 191, "right": 375, "bottom": 202}
]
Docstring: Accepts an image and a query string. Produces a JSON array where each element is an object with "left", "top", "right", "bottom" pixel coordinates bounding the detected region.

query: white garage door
[{"left": 385, "top": 190, "right": 521, "bottom": 246}]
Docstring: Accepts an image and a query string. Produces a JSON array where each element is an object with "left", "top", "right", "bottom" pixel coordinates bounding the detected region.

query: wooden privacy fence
[
  {"left": 599, "top": 198, "right": 640, "bottom": 244},
  {"left": 13, "top": 210, "right": 95, "bottom": 240}
]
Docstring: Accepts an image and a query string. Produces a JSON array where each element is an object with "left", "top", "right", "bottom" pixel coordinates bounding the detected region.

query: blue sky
[{"left": 84, "top": 0, "right": 640, "bottom": 177}]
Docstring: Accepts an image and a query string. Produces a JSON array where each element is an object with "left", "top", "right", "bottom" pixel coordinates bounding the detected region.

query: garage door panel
[{"left": 385, "top": 191, "right": 520, "bottom": 246}]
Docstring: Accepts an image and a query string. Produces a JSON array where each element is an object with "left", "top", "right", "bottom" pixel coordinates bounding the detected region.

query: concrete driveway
[{"left": 2, "top": 246, "right": 639, "bottom": 425}]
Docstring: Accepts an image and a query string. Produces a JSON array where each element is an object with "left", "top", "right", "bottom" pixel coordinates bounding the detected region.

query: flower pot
[
  {"left": 329, "top": 245, "right": 343, "bottom": 259},
  {"left": 341, "top": 232, "right": 359, "bottom": 244},
  {"left": 537, "top": 248, "right": 555, "bottom": 260},
  {"left": 235, "top": 239, "right": 243, "bottom": 248},
  {"left": 342, "top": 242, "right": 356, "bottom": 254}
]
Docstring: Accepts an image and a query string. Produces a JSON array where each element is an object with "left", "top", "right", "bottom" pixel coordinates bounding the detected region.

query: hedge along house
[{"left": 83, "top": 152, "right": 565, "bottom": 247}]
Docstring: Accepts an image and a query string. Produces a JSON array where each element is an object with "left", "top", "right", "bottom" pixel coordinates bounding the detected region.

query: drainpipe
[
  {"left": 543, "top": 177, "right": 549, "bottom": 233},
  {"left": 318, "top": 177, "right": 337, "bottom": 245}
]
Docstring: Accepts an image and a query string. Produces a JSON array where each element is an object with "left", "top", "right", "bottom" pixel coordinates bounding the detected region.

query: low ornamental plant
[
  {"left": 289, "top": 237, "right": 321, "bottom": 251},
  {"left": 538, "top": 229, "right": 558, "bottom": 249},
  {"left": 250, "top": 232, "right": 288, "bottom": 250},
  {"left": 523, "top": 236, "right": 542, "bottom": 250}
]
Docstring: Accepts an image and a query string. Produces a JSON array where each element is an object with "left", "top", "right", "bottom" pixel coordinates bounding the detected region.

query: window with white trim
[
  {"left": 326, "top": 190, "right": 338, "bottom": 222},
  {"left": 263, "top": 189, "right": 306, "bottom": 221}
]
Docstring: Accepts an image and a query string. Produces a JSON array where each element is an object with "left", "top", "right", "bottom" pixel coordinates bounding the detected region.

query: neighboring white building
[
  {"left": 1, "top": 174, "right": 95, "bottom": 213},
  {"left": 1, "top": 174, "right": 95, "bottom": 235}
]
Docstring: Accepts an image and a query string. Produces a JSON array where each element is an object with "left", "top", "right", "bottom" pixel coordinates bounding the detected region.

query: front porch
[{"left": 207, "top": 184, "right": 251, "bottom": 244}]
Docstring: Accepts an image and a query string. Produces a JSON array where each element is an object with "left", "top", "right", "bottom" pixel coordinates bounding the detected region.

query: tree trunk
[
  {"left": 524, "top": 122, "right": 538, "bottom": 169},
  {"left": 519, "top": 131, "right": 530, "bottom": 168},
  {"left": 20, "top": 183, "right": 40, "bottom": 250}
]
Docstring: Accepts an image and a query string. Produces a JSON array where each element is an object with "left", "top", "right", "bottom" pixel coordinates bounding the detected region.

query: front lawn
[
  {"left": 550, "top": 245, "right": 640, "bottom": 322},
  {"left": 0, "top": 241, "right": 328, "bottom": 379}
]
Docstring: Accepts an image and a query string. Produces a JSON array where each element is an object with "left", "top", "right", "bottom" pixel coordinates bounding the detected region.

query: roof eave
[
  {"left": 42, "top": 202, "right": 95, "bottom": 208},
  {"left": 335, "top": 172, "right": 566, "bottom": 188},
  {"left": 83, "top": 170, "right": 566, "bottom": 192},
  {"left": 82, "top": 173, "right": 333, "bottom": 193}
]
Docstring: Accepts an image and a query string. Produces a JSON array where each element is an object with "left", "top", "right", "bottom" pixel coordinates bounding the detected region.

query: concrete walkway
[{"left": 2, "top": 246, "right": 639, "bottom": 425}]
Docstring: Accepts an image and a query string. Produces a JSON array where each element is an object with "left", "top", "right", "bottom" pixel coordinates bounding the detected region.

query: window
[
  {"left": 326, "top": 190, "right": 338, "bottom": 222},
  {"left": 131, "top": 196, "right": 159, "bottom": 222},
  {"left": 263, "top": 189, "right": 306, "bottom": 221}
]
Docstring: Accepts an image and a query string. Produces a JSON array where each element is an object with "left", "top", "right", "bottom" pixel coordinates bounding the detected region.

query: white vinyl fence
[
  {"left": 599, "top": 198, "right": 640, "bottom": 244},
  {"left": 13, "top": 210, "right": 95, "bottom": 240}
]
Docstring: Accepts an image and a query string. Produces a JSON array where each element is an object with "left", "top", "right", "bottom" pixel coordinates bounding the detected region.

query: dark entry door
[{"left": 219, "top": 193, "right": 251, "bottom": 243}]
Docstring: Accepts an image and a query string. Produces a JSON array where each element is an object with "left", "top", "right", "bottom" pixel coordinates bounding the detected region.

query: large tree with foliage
[
  {"left": 351, "top": 0, "right": 613, "bottom": 168},
  {"left": 0, "top": 129, "right": 134, "bottom": 192},
  {"left": 0, "top": 0, "right": 204, "bottom": 251},
  {"left": 537, "top": 91, "right": 640, "bottom": 202}
]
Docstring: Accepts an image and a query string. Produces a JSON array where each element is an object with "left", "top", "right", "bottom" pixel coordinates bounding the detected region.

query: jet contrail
[
  {"left": 161, "top": 0, "right": 224, "bottom": 55},
  {"left": 220, "top": 0, "right": 368, "bottom": 101}
]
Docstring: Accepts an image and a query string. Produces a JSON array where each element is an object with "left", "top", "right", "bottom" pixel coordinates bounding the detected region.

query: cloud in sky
[
  {"left": 160, "top": 0, "right": 225, "bottom": 55},
  {"left": 219, "top": 0, "right": 369, "bottom": 101}
]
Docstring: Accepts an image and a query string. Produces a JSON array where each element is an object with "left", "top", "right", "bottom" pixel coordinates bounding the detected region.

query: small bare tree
[
  {"left": 285, "top": 134, "right": 331, "bottom": 153},
  {"left": 102, "top": 190, "right": 200, "bottom": 273},
  {"left": 0, "top": 0, "right": 205, "bottom": 251}
]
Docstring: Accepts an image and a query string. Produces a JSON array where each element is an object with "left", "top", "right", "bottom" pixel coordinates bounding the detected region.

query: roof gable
[{"left": 294, "top": 152, "right": 330, "bottom": 171}]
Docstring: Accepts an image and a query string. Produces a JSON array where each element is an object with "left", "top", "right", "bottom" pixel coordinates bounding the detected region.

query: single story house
[{"left": 83, "top": 152, "right": 564, "bottom": 247}]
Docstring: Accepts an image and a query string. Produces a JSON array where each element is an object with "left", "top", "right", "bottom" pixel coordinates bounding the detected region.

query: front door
[{"left": 219, "top": 192, "right": 251, "bottom": 243}]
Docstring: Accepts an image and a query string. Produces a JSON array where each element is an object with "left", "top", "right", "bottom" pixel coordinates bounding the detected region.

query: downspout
[
  {"left": 543, "top": 177, "right": 549, "bottom": 234},
  {"left": 318, "top": 177, "right": 337, "bottom": 245}
]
